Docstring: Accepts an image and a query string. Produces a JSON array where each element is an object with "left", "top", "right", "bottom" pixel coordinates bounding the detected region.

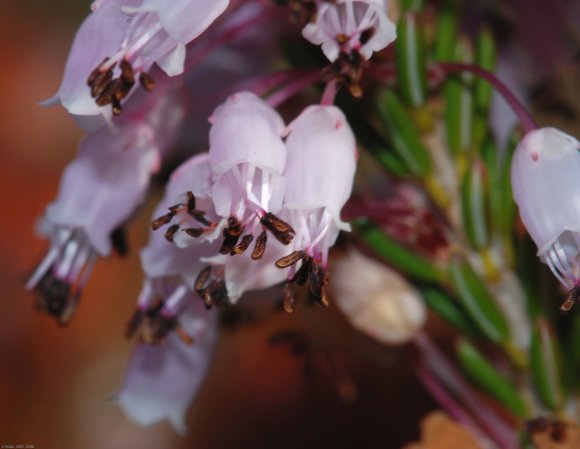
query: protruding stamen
[
  {"left": 282, "top": 283, "right": 296, "bottom": 313},
  {"left": 251, "top": 231, "right": 267, "bottom": 260},
  {"left": 184, "top": 228, "right": 204, "bottom": 238},
  {"left": 202, "top": 280, "right": 229, "bottom": 309},
  {"left": 275, "top": 250, "right": 305, "bottom": 268},
  {"left": 359, "top": 27, "right": 375, "bottom": 45},
  {"left": 34, "top": 272, "right": 78, "bottom": 326},
  {"left": 560, "top": 286, "right": 580, "bottom": 314},
  {"left": 125, "top": 301, "right": 192, "bottom": 345},
  {"left": 232, "top": 234, "right": 254, "bottom": 255},
  {"left": 139, "top": 72, "right": 155, "bottom": 91},
  {"left": 260, "top": 212, "right": 295, "bottom": 245},
  {"left": 220, "top": 217, "right": 244, "bottom": 254},
  {"left": 164, "top": 224, "right": 180, "bottom": 242},
  {"left": 194, "top": 266, "right": 212, "bottom": 294},
  {"left": 151, "top": 212, "right": 174, "bottom": 230}
]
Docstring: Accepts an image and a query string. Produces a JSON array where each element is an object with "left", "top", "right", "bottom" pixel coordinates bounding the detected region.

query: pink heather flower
[
  {"left": 149, "top": 93, "right": 294, "bottom": 304},
  {"left": 116, "top": 297, "right": 217, "bottom": 434},
  {"left": 47, "top": 0, "right": 229, "bottom": 126},
  {"left": 332, "top": 250, "right": 427, "bottom": 345},
  {"left": 511, "top": 127, "right": 580, "bottom": 302},
  {"left": 276, "top": 105, "right": 357, "bottom": 311},
  {"left": 161, "top": 92, "right": 295, "bottom": 269},
  {"left": 302, "top": 0, "right": 396, "bottom": 62},
  {"left": 27, "top": 87, "right": 185, "bottom": 325}
]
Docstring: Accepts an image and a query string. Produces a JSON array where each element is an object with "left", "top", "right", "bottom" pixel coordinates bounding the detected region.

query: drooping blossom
[
  {"left": 27, "top": 87, "right": 185, "bottom": 324},
  {"left": 332, "top": 249, "right": 427, "bottom": 345},
  {"left": 276, "top": 105, "right": 357, "bottom": 311},
  {"left": 302, "top": 0, "right": 396, "bottom": 62},
  {"left": 115, "top": 297, "right": 217, "bottom": 434},
  {"left": 115, "top": 154, "right": 220, "bottom": 432},
  {"left": 128, "top": 153, "right": 221, "bottom": 342},
  {"left": 153, "top": 92, "right": 295, "bottom": 302},
  {"left": 302, "top": 1, "right": 395, "bottom": 96},
  {"left": 47, "top": 0, "right": 229, "bottom": 127},
  {"left": 510, "top": 127, "right": 580, "bottom": 310}
]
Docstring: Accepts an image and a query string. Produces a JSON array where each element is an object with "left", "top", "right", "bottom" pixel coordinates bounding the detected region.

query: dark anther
[
  {"left": 111, "top": 226, "right": 129, "bottom": 257},
  {"left": 87, "top": 58, "right": 111, "bottom": 87},
  {"left": 186, "top": 191, "right": 196, "bottom": 212},
  {"left": 226, "top": 217, "right": 243, "bottom": 237},
  {"left": 34, "top": 272, "right": 76, "bottom": 326},
  {"left": 275, "top": 250, "right": 305, "bottom": 268},
  {"left": 220, "top": 233, "right": 241, "bottom": 255},
  {"left": 89, "top": 68, "right": 114, "bottom": 99},
  {"left": 125, "top": 301, "right": 192, "bottom": 345},
  {"left": 185, "top": 228, "right": 204, "bottom": 238},
  {"left": 164, "top": 224, "right": 180, "bottom": 243},
  {"left": 560, "top": 285, "right": 580, "bottom": 314},
  {"left": 291, "top": 255, "right": 312, "bottom": 286},
  {"left": 220, "top": 217, "right": 244, "bottom": 254},
  {"left": 119, "top": 59, "right": 135, "bottom": 85},
  {"left": 321, "top": 49, "right": 368, "bottom": 99},
  {"left": 306, "top": 261, "right": 330, "bottom": 308},
  {"left": 359, "top": 27, "right": 375, "bottom": 46},
  {"left": 190, "top": 211, "right": 213, "bottom": 227},
  {"left": 335, "top": 33, "right": 349, "bottom": 44},
  {"left": 282, "top": 283, "right": 297, "bottom": 313},
  {"left": 111, "top": 97, "right": 123, "bottom": 116},
  {"left": 232, "top": 234, "right": 254, "bottom": 255},
  {"left": 260, "top": 212, "right": 295, "bottom": 245},
  {"left": 139, "top": 72, "right": 155, "bottom": 91},
  {"left": 202, "top": 280, "right": 230, "bottom": 309},
  {"left": 151, "top": 212, "right": 174, "bottom": 230},
  {"left": 194, "top": 266, "right": 212, "bottom": 293},
  {"left": 251, "top": 231, "right": 267, "bottom": 260},
  {"left": 87, "top": 58, "right": 139, "bottom": 115}
]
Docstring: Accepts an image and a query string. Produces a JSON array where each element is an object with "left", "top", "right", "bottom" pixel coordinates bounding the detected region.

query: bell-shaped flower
[
  {"left": 302, "top": 0, "right": 396, "bottom": 62},
  {"left": 276, "top": 105, "right": 357, "bottom": 310},
  {"left": 511, "top": 127, "right": 580, "bottom": 304},
  {"left": 27, "top": 88, "right": 185, "bottom": 325},
  {"left": 162, "top": 92, "right": 295, "bottom": 266},
  {"left": 115, "top": 297, "right": 217, "bottom": 434},
  {"left": 47, "top": 0, "right": 229, "bottom": 126},
  {"left": 332, "top": 250, "right": 427, "bottom": 345}
]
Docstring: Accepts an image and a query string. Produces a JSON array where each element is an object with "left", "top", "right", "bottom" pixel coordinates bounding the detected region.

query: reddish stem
[{"left": 435, "top": 62, "right": 538, "bottom": 134}]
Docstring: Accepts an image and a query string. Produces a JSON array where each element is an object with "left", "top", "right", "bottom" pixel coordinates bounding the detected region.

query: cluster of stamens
[
  {"left": 151, "top": 191, "right": 214, "bottom": 243},
  {"left": 87, "top": 58, "right": 154, "bottom": 116},
  {"left": 194, "top": 266, "right": 230, "bottom": 309},
  {"left": 126, "top": 301, "right": 193, "bottom": 345},
  {"left": 560, "top": 285, "right": 580, "bottom": 314},
  {"left": 34, "top": 271, "right": 78, "bottom": 326},
  {"left": 322, "top": 48, "right": 369, "bottom": 98},
  {"left": 275, "top": 251, "right": 329, "bottom": 312}
]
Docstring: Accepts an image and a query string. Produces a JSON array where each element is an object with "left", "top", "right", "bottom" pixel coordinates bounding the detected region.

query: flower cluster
[{"left": 34, "top": 0, "right": 580, "bottom": 442}]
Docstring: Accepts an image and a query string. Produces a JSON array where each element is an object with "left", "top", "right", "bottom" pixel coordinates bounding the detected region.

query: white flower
[
  {"left": 27, "top": 87, "right": 185, "bottom": 324},
  {"left": 276, "top": 105, "right": 357, "bottom": 310},
  {"left": 511, "top": 127, "right": 580, "bottom": 291},
  {"left": 302, "top": 0, "right": 396, "bottom": 62},
  {"left": 332, "top": 250, "right": 427, "bottom": 345},
  {"left": 115, "top": 297, "right": 217, "bottom": 434},
  {"left": 47, "top": 0, "right": 229, "bottom": 125}
]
